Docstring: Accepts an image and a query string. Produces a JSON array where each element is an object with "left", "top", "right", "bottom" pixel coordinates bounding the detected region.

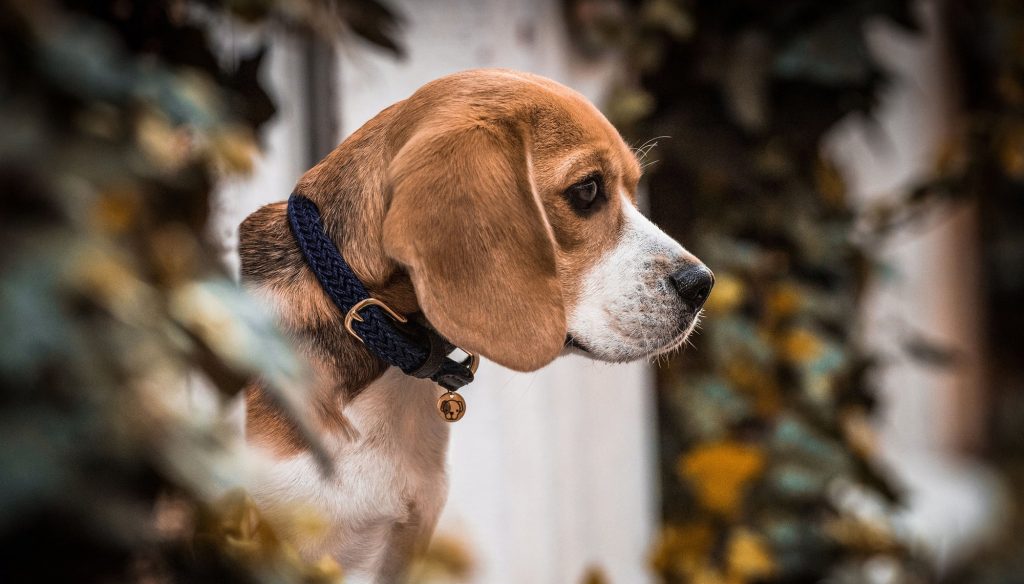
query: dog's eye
[{"left": 566, "top": 177, "right": 602, "bottom": 211}]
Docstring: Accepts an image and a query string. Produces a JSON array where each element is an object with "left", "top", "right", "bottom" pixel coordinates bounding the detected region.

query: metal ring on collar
[{"left": 344, "top": 298, "right": 408, "bottom": 343}]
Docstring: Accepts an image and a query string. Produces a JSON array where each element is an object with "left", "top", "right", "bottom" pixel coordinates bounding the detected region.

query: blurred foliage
[
  {"left": 932, "top": 0, "right": 1024, "bottom": 582},
  {"left": 565, "top": 0, "right": 934, "bottom": 582},
  {"left": 405, "top": 534, "right": 476, "bottom": 584},
  {"left": 0, "top": 0, "right": 402, "bottom": 581}
]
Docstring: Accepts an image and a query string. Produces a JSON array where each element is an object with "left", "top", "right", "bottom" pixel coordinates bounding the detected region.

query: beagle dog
[{"left": 239, "top": 69, "right": 713, "bottom": 582}]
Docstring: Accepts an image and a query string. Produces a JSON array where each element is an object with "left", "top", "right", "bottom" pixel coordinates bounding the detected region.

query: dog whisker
[{"left": 640, "top": 159, "right": 661, "bottom": 172}]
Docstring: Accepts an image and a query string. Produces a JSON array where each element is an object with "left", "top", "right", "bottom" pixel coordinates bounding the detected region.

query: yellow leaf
[
  {"left": 779, "top": 327, "right": 823, "bottom": 364},
  {"left": 724, "top": 360, "right": 760, "bottom": 389},
  {"left": 765, "top": 283, "right": 802, "bottom": 320},
  {"left": 302, "top": 555, "right": 344, "bottom": 584},
  {"left": 650, "top": 522, "right": 715, "bottom": 573},
  {"left": 69, "top": 246, "right": 155, "bottom": 324},
  {"left": 193, "top": 490, "right": 345, "bottom": 583},
  {"left": 814, "top": 157, "right": 846, "bottom": 206},
  {"left": 998, "top": 122, "right": 1024, "bottom": 179},
  {"left": 210, "top": 125, "right": 259, "bottom": 174},
  {"left": 607, "top": 86, "right": 655, "bottom": 127},
  {"left": 212, "top": 490, "right": 279, "bottom": 551},
  {"left": 824, "top": 516, "right": 900, "bottom": 554},
  {"left": 93, "top": 188, "right": 141, "bottom": 234},
  {"left": 579, "top": 565, "right": 610, "bottom": 584},
  {"left": 934, "top": 136, "right": 968, "bottom": 176},
  {"left": 677, "top": 442, "right": 764, "bottom": 517},
  {"left": 726, "top": 529, "right": 775, "bottom": 580},
  {"left": 840, "top": 407, "right": 877, "bottom": 457},
  {"left": 726, "top": 361, "right": 782, "bottom": 415},
  {"left": 692, "top": 567, "right": 729, "bottom": 584},
  {"left": 406, "top": 532, "right": 475, "bottom": 583},
  {"left": 150, "top": 225, "right": 201, "bottom": 285},
  {"left": 704, "top": 273, "right": 744, "bottom": 314},
  {"left": 641, "top": 0, "right": 695, "bottom": 39}
]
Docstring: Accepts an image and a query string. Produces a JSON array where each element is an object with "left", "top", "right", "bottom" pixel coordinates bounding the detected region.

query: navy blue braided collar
[{"left": 286, "top": 193, "right": 476, "bottom": 393}]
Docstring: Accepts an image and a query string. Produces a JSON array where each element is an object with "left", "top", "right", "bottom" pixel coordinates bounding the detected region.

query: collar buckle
[{"left": 344, "top": 298, "right": 407, "bottom": 343}]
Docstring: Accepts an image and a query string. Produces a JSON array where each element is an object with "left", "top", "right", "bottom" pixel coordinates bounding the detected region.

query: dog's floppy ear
[{"left": 383, "top": 122, "right": 566, "bottom": 372}]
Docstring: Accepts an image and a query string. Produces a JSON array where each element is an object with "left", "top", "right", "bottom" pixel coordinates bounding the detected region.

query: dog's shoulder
[{"left": 239, "top": 202, "right": 303, "bottom": 288}]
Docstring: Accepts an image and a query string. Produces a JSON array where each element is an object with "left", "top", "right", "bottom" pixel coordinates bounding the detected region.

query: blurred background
[{"left": 1, "top": 0, "right": 1022, "bottom": 583}]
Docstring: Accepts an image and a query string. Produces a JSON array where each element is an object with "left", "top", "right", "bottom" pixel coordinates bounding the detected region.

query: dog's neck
[
  {"left": 238, "top": 202, "right": 395, "bottom": 453},
  {"left": 239, "top": 111, "right": 424, "bottom": 456}
]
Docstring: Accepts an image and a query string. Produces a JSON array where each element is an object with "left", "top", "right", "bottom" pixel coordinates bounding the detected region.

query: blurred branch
[
  {"left": 0, "top": 0, "right": 402, "bottom": 581},
  {"left": 565, "top": 0, "right": 931, "bottom": 581}
]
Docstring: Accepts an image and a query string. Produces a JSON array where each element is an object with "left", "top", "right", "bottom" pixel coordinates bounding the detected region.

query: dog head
[{"left": 376, "top": 70, "right": 713, "bottom": 372}]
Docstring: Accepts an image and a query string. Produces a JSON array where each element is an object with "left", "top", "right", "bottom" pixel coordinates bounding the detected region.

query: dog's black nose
[{"left": 669, "top": 264, "right": 715, "bottom": 310}]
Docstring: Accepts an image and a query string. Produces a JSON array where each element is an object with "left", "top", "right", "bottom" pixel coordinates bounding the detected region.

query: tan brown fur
[{"left": 240, "top": 69, "right": 644, "bottom": 456}]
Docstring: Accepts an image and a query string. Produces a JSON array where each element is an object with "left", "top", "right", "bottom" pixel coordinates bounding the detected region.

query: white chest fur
[{"left": 248, "top": 368, "right": 451, "bottom": 578}]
